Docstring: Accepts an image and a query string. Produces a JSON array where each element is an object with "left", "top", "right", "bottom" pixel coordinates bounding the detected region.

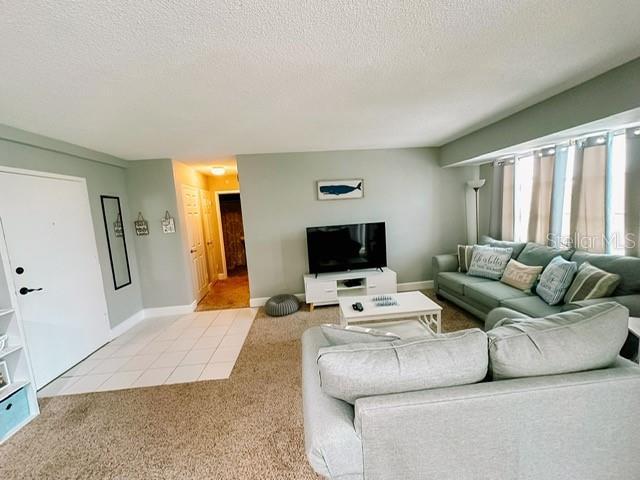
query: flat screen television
[{"left": 306, "top": 222, "right": 387, "bottom": 274}]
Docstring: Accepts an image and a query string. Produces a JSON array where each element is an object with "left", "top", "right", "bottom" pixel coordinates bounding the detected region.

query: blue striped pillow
[{"left": 536, "top": 256, "right": 578, "bottom": 305}]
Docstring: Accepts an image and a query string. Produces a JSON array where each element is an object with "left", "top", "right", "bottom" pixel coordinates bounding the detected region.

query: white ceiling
[{"left": 1, "top": 1, "right": 640, "bottom": 160}]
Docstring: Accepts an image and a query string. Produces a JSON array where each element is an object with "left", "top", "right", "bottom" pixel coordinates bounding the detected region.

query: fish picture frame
[{"left": 317, "top": 179, "right": 364, "bottom": 200}]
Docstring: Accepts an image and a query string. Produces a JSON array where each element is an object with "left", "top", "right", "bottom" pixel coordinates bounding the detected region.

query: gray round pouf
[{"left": 265, "top": 294, "right": 300, "bottom": 317}]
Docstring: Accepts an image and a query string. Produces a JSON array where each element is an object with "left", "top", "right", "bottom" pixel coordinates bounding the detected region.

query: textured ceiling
[{"left": 1, "top": 1, "right": 640, "bottom": 160}]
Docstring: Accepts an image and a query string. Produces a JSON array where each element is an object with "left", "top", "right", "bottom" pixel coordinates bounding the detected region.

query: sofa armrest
[
  {"left": 564, "top": 294, "right": 640, "bottom": 317},
  {"left": 484, "top": 307, "right": 531, "bottom": 331},
  {"left": 432, "top": 254, "right": 458, "bottom": 290},
  {"left": 354, "top": 359, "right": 640, "bottom": 480}
]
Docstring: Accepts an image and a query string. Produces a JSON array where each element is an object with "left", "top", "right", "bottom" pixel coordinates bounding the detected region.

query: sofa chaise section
[{"left": 353, "top": 358, "right": 640, "bottom": 480}]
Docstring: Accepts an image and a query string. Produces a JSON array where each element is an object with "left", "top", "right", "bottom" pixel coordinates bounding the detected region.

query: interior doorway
[{"left": 197, "top": 191, "right": 249, "bottom": 310}]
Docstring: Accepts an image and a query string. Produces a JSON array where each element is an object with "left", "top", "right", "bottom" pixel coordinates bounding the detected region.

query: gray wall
[
  {"left": 440, "top": 57, "right": 640, "bottom": 166},
  {"left": 237, "top": 148, "right": 474, "bottom": 299},
  {"left": 125, "top": 159, "right": 193, "bottom": 308},
  {"left": 0, "top": 128, "right": 143, "bottom": 328}
]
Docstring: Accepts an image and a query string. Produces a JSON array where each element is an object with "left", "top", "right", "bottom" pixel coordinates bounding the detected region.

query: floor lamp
[{"left": 467, "top": 179, "right": 486, "bottom": 242}]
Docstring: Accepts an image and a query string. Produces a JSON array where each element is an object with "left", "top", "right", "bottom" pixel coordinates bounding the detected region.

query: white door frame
[
  {"left": 0, "top": 164, "right": 111, "bottom": 386},
  {"left": 214, "top": 190, "right": 240, "bottom": 280}
]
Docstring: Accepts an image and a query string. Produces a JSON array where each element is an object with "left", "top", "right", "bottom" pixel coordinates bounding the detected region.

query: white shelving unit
[
  {"left": 0, "top": 224, "right": 39, "bottom": 444},
  {"left": 304, "top": 268, "right": 397, "bottom": 310}
]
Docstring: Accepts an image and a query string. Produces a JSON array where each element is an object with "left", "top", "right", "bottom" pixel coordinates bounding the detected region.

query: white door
[
  {"left": 200, "top": 190, "right": 218, "bottom": 285},
  {"left": 182, "top": 186, "right": 209, "bottom": 301},
  {"left": 0, "top": 169, "right": 110, "bottom": 389}
]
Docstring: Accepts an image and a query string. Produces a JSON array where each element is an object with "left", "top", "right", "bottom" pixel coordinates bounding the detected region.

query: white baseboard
[
  {"left": 248, "top": 281, "right": 433, "bottom": 308},
  {"left": 143, "top": 300, "right": 197, "bottom": 318},
  {"left": 109, "top": 310, "right": 145, "bottom": 340},
  {"left": 250, "top": 293, "right": 305, "bottom": 308},
  {"left": 109, "top": 300, "right": 197, "bottom": 339},
  {"left": 397, "top": 280, "right": 434, "bottom": 291}
]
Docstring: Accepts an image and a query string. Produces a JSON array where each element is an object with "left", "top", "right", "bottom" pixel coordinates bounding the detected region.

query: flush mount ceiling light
[
  {"left": 210, "top": 166, "right": 226, "bottom": 176},
  {"left": 595, "top": 137, "right": 606, "bottom": 144},
  {"left": 634, "top": 128, "right": 640, "bottom": 136}
]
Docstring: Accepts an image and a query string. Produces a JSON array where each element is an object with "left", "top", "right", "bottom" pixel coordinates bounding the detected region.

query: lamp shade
[{"left": 467, "top": 179, "right": 486, "bottom": 189}]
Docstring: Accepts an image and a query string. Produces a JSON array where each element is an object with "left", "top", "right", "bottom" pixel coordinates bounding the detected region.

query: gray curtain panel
[
  {"left": 488, "top": 161, "right": 504, "bottom": 239},
  {"left": 570, "top": 138, "right": 607, "bottom": 253},
  {"left": 528, "top": 150, "right": 555, "bottom": 245},
  {"left": 548, "top": 145, "right": 569, "bottom": 248},
  {"left": 626, "top": 128, "right": 640, "bottom": 257}
]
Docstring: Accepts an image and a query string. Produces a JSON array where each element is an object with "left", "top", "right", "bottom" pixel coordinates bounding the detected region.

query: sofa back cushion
[
  {"left": 317, "top": 329, "right": 488, "bottom": 404},
  {"left": 535, "top": 256, "right": 577, "bottom": 305},
  {"left": 467, "top": 245, "right": 513, "bottom": 280},
  {"left": 479, "top": 235, "right": 526, "bottom": 259},
  {"left": 487, "top": 302, "right": 628, "bottom": 380},
  {"left": 570, "top": 250, "right": 640, "bottom": 296},
  {"left": 517, "top": 242, "right": 574, "bottom": 268}
]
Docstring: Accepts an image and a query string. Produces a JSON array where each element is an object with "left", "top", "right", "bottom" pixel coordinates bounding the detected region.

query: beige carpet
[{"left": 0, "top": 290, "right": 480, "bottom": 480}]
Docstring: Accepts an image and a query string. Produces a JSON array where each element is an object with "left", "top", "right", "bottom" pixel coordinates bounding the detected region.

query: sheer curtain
[
  {"left": 528, "top": 149, "right": 555, "bottom": 244},
  {"left": 570, "top": 137, "right": 608, "bottom": 253},
  {"left": 626, "top": 128, "right": 640, "bottom": 256}
]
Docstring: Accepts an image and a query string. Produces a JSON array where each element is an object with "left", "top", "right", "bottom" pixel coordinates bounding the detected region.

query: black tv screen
[{"left": 306, "top": 222, "right": 387, "bottom": 274}]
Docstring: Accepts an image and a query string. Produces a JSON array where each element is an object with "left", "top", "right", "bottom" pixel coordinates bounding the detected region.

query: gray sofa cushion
[
  {"left": 437, "top": 271, "right": 491, "bottom": 295},
  {"left": 321, "top": 324, "right": 400, "bottom": 345},
  {"left": 517, "top": 242, "right": 574, "bottom": 268},
  {"left": 317, "top": 329, "right": 488, "bottom": 404},
  {"left": 501, "top": 295, "right": 564, "bottom": 317},
  {"left": 479, "top": 235, "right": 527, "bottom": 259},
  {"left": 488, "top": 302, "right": 629, "bottom": 380},
  {"left": 464, "top": 281, "right": 530, "bottom": 309},
  {"left": 484, "top": 307, "right": 530, "bottom": 331},
  {"left": 571, "top": 250, "right": 640, "bottom": 296}
]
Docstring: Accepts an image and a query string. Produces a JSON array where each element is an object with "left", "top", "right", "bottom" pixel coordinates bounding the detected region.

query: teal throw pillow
[{"left": 536, "top": 256, "right": 577, "bottom": 305}]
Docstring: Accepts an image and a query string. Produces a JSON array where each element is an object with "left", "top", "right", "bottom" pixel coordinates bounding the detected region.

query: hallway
[{"left": 197, "top": 267, "right": 250, "bottom": 310}]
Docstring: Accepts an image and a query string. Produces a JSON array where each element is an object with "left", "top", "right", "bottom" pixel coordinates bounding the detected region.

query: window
[
  {"left": 610, "top": 133, "right": 626, "bottom": 254},
  {"left": 513, "top": 155, "right": 534, "bottom": 242},
  {"left": 509, "top": 133, "right": 626, "bottom": 253}
]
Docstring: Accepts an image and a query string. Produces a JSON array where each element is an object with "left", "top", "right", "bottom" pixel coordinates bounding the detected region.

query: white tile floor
[{"left": 38, "top": 308, "right": 257, "bottom": 397}]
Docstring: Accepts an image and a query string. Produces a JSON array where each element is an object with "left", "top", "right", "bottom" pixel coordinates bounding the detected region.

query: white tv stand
[{"left": 304, "top": 268, "right": 397, "bottom": 311}]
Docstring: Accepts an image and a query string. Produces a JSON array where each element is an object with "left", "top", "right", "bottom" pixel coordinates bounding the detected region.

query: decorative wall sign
[
  {"left": 113, "top": 212, "right": 124, "bottom": 238},
  {"left": 317, "top": 179, "right": 363, "bottom": 200},
  {"left": 134, "top": 212, "right": 149, "bottom": 236},
  {"left": 161, "top": 210, "right": 176, "bottom": 234}
]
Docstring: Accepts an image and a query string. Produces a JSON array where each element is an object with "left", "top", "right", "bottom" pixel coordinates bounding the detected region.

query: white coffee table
[{"left": 338, "top": 291, "right": 443, "bottom": 334}]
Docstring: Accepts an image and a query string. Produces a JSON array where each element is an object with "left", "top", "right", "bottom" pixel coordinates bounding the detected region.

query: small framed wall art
[
  {"left": 134, "top": 212, "right": 149, "bottom": 236},
  {"left": 161, "top": 211, "right": 176, "bottom": 234},
  {"left": 317, "top": 179, "right": 363, "bottom": 200}
]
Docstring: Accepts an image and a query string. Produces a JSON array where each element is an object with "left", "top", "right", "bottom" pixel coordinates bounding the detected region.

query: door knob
[
  {"left": 190, "top": 249, "right": 197, "bottom": 253},
  {"left": 20, "top": 287, "right": 43, "bottom": 295}
]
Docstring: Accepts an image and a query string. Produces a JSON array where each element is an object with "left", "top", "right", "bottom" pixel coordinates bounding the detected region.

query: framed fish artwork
[{"left": 317, "top": 179, "right": 364, "bottom": 200}]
